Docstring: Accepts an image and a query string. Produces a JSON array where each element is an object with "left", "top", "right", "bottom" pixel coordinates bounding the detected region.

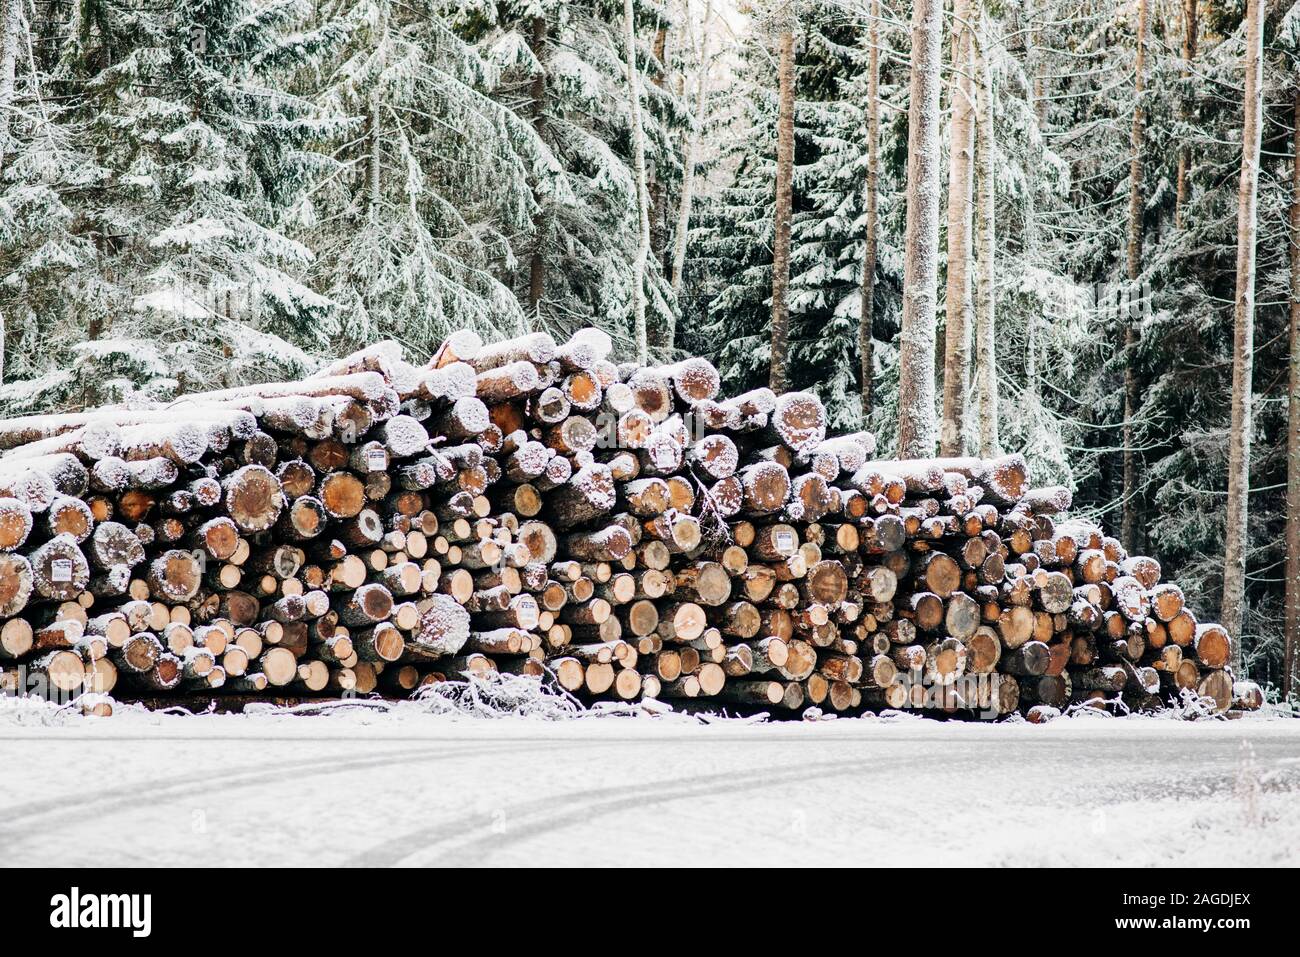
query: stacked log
[{"left": 0, "top": 331, "right": 1256, "bottom": 719}]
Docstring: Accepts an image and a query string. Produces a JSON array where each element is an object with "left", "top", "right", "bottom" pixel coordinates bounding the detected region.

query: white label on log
[
  {"left": 366, "top": 449, "right": 387, "bottom": 472},
  {"left": 51, "top": 558, "right": 74, "bottom": 582},
  {"left": 775, "top": 531, "right": 796, "bottom": 555}
]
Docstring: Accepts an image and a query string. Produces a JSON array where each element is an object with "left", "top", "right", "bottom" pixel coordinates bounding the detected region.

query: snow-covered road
[{"left": 2, "top": 706, "right": 1297, "bottom": 867}]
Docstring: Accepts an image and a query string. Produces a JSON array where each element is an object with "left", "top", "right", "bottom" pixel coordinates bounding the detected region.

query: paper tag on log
[
  {"left": 51, "top": 558, "right": 74, "bottom": 583},
  {"left": 366, "top": 449, "right": 387, "bottom": 472},
  {"left": 775, "top": 531, "right": 796, "bottom": 554}
]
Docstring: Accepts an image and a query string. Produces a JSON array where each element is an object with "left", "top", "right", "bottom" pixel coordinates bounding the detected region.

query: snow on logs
[{"left": 0, "top": 329, "right": 1248, "bottom": 717}]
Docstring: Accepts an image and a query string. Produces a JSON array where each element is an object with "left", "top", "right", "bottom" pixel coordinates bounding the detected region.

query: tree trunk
[
  {"left": 1121, "top": 0, "right": 1149, "bottom": 554},
  {"left": 527, "top": 16, "right": 548, "bottom": 317},
  {"left": 0, "top": 0, "right": 18, "bottom": 173},
  {"left": 897, "top": 0, "right": 943, "bottom": 459},
  {"left": 973, "top": 6, "right": 998, "bottom": 459},
  {"left": 940, "top": 0, "right": 975, "bottom": 457},
  {"left": 1220, "top": 0, "right": 1264, "bottom": 659},
  {"left": 1030, "top": 0, "right": 1046, "bottom": 126},
  {"left": 624, "top": 0, "right": 651, "bottom": 364},
  {"left": 670, "top": 0, "right": 714, "bottom": 344},
  {"left": 858, "top": 0, "right": 881, "bottom": 421},
  {"left": 1022, "top": 2, "right": 1042, "bottom": 401},
  {"left": 649, "top": 24, "right": 669, "bottom": 278},
  {"left": 769, "top": 22, "right": 796, "bottom": 394},
  {"left": 368, "top": 100, "right": 381, "bottom": 224},
  {"left": 1282, "top": 86, "right": 1300, "bottom": 700},
  {"left": 1173, "top": 0, "right": 1197, "bottom": 228}
]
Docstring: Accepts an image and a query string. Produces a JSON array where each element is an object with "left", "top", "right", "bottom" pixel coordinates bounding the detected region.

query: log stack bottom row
[{"left": 0, "top": 329, "right": 1265, "bottom": 720}]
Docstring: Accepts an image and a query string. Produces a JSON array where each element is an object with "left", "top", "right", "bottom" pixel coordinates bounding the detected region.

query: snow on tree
[
  {"left": 304, "top": 0, "right": 558, "bottom": 355},
  {"left": 19, "top": 0, "right": 344, "bottom": 405},
  {"left": 460, "top": 0, "right": 687, "bottom": 356}
]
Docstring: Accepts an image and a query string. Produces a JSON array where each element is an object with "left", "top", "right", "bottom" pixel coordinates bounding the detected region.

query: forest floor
[{"left": 2, "top": 699, "right": 1297, "bottom": 867}]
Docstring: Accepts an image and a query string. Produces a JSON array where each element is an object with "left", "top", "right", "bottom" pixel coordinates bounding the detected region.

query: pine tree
[
  {"left": 308, "top": 0, "right": 557, "bottom": 356},
  {"left": 0, "top": 0, "right": 99, "bottom": 410},
  {"left": 51, "top": 0, "right": 347, "bottom": 402},
  {"left": 466, "top": 0, "right": 686, "bottom": 353}
]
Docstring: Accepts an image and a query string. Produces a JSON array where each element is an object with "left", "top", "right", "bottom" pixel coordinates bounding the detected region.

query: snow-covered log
[{"left": 0, "top": 332, "right": 1242, "bottom": 718}]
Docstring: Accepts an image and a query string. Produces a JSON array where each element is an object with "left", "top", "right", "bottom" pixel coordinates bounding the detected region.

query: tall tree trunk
[
  {"left": 0, "top": 0, "right": 19, "bottom": 172},
  {"left": 1030, "top": 1, "right": 1046, "bottom": 126},
  {"left": 650, "top": 23, "right": 669, "bottom": 280},
  {"left": 858, "top": 0, "right": 881, "bottom": 421},
  {"left": 0, "top": 0, "right": 15, "bottom": 385},
  {"left": 897, "top": 0, "right": 944, "bottom": 458},
  {"left": 670, "top": 0, "right": 714, "bottom": 353},
  {"left": 1173, "top": 0, "right": 1197, "bottom": 228},
  {"left": 624, "top": 0, "right": 651, "bottom": 363},
  {"left": 973, "top": 5, "right": 998, "bottom": 459},
  {"left": 1221, "top": 0, "right": 1264, "bottom": 660},
  {"left": 1023, "top": 0, "right": 1043, "bottom": 401},
  {"left": 527, "top": 16, "right": 548, "bottom": 318},
  {"left": 940, "top": 0, "right": 975, "bottom": 456},
  {"left": 368, "top": 100, "right": 381, "bottom": 225},
  {"left": 1282, "top": 86, "right": 1299, "bottom": 700},
  {"left": 1121, "top": 0, "right": 1149, "bottom": 554},
  {"left": 769, "top": 21, "right": 796, "bottom": 393}
]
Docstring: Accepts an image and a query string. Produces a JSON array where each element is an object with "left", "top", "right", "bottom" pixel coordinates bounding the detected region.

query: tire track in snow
[
  {"left": 441, "top": 748, "right": 1299, "bottom": 868},
  {"left": 0, "top": 724, "right": 910, "bottom": 843},
  {"left": 0, "top": 740, "right": 597, "bottom": 848},
  {"left": 344, "top": 755, "right": 912, "bottom": 867},
  {"left": 441, "top": 759, "right": 912, "bottom": 867}
]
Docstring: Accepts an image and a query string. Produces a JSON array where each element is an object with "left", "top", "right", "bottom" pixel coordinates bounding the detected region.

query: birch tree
[
  {"left": 973, "top": 3, "right": 998, "bottom": 458},
  {"left": 941, "top": 0, "right": 975, "bottom": 456},
  {"left": 1121, "top": 0, "right": 1150, "bottom": 553},
  {"left": 1283, "top": 85, "right": 1299, "bottom": 700},
  {"left": 1221, "top": 0, "right": 1265, "bottom": 655},
  {"left": 858, "top": 0, "right": 881, "bottom": 419},
  {"left": 897, "top": 0, "right": 943, "bottom": 458},
  {"left": 670, "top": 0, "right": 714, "bottom": 312},
  {"left": 769, "top": 9, "right": 797, "bottom": 393},
  {"left": 625, "top": 0, "right": 651, "bottom": 363}
]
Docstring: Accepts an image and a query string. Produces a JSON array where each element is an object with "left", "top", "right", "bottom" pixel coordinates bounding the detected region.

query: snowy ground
[{"left": 1, "top": 698, "right": 1297, "bottom": 867}]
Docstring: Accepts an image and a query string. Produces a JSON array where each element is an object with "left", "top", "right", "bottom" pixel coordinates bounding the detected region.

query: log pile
[{"left": 0, "top": 330, "right": 1260, "bottom": 719}]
